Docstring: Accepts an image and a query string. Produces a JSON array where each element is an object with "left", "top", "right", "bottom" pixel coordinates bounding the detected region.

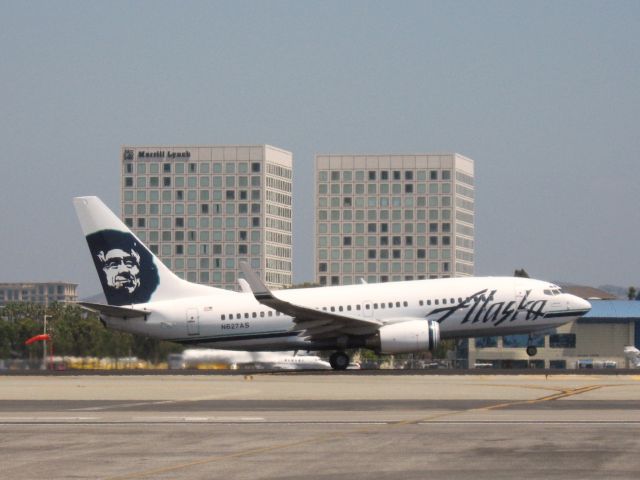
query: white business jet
[
  {"left": 624, "top": 346, "right": 640, "bottom": 367},
  {"left": 74, "top": 196, "right": 591, "bottom": 370},
  {"left": 180, "top": 349, "right": 331, "bottom": 370}
]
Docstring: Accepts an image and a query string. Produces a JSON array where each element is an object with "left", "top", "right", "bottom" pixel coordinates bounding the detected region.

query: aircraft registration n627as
[{"left": 74, "top": 196, "right": 591, "bottom": 370}]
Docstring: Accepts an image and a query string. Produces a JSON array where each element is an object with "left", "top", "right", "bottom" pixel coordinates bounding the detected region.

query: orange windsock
[{"left": 25, "top": 334, "right": 51, "bottom": 345}]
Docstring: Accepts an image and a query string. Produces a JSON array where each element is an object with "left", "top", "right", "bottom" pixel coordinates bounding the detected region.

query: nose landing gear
[{"left": 526, "top": 334, "right": 538, "bottom": 357}]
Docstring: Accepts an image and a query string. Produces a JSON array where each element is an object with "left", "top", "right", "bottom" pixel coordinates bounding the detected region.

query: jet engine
[{"left": 368, "top": 319, "right": 440, "bottom": 354}]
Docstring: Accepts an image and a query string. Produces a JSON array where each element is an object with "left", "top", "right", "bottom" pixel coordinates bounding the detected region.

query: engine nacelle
[{"left": 376, "top": 320, "right": 440, "bottom": 354}]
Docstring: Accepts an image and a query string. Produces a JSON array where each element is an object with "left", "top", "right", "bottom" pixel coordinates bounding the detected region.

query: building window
[
  {"left": 503, "top": 334, "right": 545, "bottom": 348},
  {"left": 549, "top": 334, "right": 576, "bottom": 348}
]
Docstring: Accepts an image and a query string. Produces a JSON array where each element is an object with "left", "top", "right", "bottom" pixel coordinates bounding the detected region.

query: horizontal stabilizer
[{"left": 78, "top": 302, "right": 148, "bottom": 318}]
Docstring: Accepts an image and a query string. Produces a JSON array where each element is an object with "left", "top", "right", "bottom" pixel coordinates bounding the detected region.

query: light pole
[{"left": 42, "top": 314, "right": 52, "bottom": 370}]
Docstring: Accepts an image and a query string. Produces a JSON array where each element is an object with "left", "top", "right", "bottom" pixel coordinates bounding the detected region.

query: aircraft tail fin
[{"left": 73, "top": 196, "right": 231, "bottom": 306}]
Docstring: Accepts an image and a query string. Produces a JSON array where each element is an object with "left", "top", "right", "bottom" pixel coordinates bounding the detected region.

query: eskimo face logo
[
  {"left": 86, "top": 229, "right": 159, "bottom": 305},
  {"left": 98, "top": 248, "right": 141, "bottom": 293}
]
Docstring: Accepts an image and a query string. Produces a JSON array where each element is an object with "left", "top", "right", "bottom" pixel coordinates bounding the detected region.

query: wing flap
[{"left": 240, "top": 262, "right": 381, "bottom": 340}]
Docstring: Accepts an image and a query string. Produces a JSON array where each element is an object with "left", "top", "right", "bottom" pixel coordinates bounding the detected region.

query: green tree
[
  {"left": 514, "top": 268, "right": 530, "bottom": 278},
  {"left": 629, "top": 286, "right": 638, "bottom": 301}
]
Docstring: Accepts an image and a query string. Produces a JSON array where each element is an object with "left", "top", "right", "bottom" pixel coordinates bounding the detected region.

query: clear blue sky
[{"left": 1, "top": 0, "right": 639, "bottom": 296}]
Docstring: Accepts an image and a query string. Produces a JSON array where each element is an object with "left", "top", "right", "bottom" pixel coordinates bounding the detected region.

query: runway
[{"left": 1, "top": 374, "right": 640, "bottom": 479}]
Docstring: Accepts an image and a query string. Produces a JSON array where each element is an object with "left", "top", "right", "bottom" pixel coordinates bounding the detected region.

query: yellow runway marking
[
  {"left": 103, "top": 383, "right": 603, "bottom": 480},
  {"left": 480, "top": 385, "right": 602, "bottom": 411}
]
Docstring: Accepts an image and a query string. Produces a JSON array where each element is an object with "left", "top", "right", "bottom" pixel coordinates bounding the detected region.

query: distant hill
[{"left": 597, "top": 285, "right": 631, "bottom": 300}]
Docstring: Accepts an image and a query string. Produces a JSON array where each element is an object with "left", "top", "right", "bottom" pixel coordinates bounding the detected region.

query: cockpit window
[{"left": 544, "top": 289, "right": 552, "bottom": 295}]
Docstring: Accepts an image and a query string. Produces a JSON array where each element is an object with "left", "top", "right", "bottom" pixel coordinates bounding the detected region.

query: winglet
[{"left": 239, "top": 261, "right": 273, "bottom": 300}]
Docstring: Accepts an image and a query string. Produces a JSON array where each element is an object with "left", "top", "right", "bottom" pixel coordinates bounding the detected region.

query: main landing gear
[{"left": 329, "top": 351, "right": 350, "bottom": 370}]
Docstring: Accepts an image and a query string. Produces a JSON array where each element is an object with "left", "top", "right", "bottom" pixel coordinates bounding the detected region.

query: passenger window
[
  {"left": 221, "top": 314, "right": 225, "bottom": 320},
  {"left": 396, "top": 302, "right": 401, "bottom": 307},
  {"left": 388, "top": 302, "right": 393, "bottom": 308},
  {"left": 330, "top": 306, "right": 335, "bottom": 312},
  {"left": 356, "top": 305, "right": 361, "bottom": 310},
  {"left": 443, "top": 299, "right": 447, "bottom": 304},
  {"left": 244, "top": 313, "right": 249, "bottom": 318},
  {"left": 435, "top": 300, "right": 439, "bottom": 305},
  {"left": 419, "top": 300, "right": 423, "bottom": 306},
  {"left": 252, "top": 312, "right": 257, "bottom": 318},
  {"left": 347, "top": 305, "right": 352, "bottom": 311},
  {"left": 365, "top": 304, "right": 370, "bottom": 310},
  {"left": 403, "top": 301, "right": 408, "bottom": 307},
  {"left": 260, "top": 312, "right": 264, "bottom": 317},
  {"left": 427, "top": 300, "right": 431, "bottom": 305},
  {"left": 339, "top": 306, "right": 343, "bottom": 311},
  {"left": 374, "top": 303, "right": 378, "bottom": 309}
]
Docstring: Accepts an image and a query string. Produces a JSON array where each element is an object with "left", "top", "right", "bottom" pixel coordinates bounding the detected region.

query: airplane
[
  {"left": 73, "top": 196, "right": 592, "bottom": 370},
  {"left": 624, "top": 346, "right": 640, "bottom": 367},
  {"left": 178, "top": 349, "right": 331, "bottom": 370}
]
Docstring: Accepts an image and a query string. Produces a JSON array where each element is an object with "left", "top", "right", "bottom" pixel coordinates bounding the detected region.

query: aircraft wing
[
  {"left": 239, "top": 262, "right": 381, "bottom": 340},
  {"left": 77, "top": 302, "right": 148, "bottom": 319}
]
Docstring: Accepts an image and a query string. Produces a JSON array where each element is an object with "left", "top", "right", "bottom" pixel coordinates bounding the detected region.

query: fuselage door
[
  {"left": 186, "top": 308, "right": 200, "bottom": 336},
  {"left": 514, "top": 283, "right": 527, "bottom": 321}
]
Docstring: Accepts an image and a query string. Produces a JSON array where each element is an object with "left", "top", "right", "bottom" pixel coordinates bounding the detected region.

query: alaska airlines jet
[{"left": 74, "top": 196, "right": 591, "bottom": 370}]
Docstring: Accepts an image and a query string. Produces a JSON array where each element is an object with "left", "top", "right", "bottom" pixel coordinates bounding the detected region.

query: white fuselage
[{"left": 100, "top": 276, "right": 590, "bottom": 352}]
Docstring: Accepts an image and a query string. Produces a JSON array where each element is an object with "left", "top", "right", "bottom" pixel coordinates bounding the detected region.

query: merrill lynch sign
[{"left": 123, "top": 149, "right": 191, "bottom": 161}]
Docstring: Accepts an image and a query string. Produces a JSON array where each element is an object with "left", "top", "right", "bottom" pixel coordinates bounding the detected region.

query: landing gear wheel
[
  {"left": 329, "top": 352, "right": 350, "bottom": 370},
  {"left": 526, "top": 346, "right": 538, "bottom": 357}
]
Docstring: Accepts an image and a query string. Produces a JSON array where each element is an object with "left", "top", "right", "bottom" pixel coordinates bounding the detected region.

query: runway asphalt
[{"left": 1, "top": 374, "right": 639, "bottom": 479}]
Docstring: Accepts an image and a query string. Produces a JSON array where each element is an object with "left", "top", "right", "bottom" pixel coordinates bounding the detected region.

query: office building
[
  {"left": 0, "top": 282, "right": 78, "bottom": 307},
  {"left": 315, "top": 153, "right": 474, "bottom": 285},
  {"left": 121, "top": 145, "right": 293, "bottom": 290}
]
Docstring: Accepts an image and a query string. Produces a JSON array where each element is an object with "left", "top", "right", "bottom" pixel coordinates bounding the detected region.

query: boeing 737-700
[{"left": 74, "top": 196, "right": 591, "bottom": 370}]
